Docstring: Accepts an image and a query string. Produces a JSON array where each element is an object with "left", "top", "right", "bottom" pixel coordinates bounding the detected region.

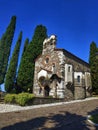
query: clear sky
[{"left": 0, "top": 0, "right": 98, "bottom": 64}]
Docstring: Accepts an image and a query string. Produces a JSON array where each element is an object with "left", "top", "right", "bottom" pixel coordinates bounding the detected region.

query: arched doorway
[{"left": 44, "top": 85, "right": 50, "bottom": 97}]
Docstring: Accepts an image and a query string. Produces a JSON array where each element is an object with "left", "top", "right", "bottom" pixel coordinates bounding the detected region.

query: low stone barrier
[{"left": 31, "top": 97, "right": 65, "bottom": 105}]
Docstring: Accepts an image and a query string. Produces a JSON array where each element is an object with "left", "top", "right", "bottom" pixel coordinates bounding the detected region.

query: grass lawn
[{"left": 89, "top": 114, "right": 98, "bottom": 124}]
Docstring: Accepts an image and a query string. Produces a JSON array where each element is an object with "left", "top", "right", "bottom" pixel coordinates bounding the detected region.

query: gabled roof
[{"left": 54, "top": 48, "right": 89, "bottom": 67}]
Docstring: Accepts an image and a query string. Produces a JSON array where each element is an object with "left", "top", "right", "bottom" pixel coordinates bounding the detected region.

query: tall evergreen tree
[
  {"left": 5, "top": 31, "right": 22, "bottom": 93},
  {"left": 22, "top": 38, "right": 29, "bottom": 56},
  {"left": 95, "top": 47, "right": 98, "bottom": 94},
  {"left": 89, "top": 41, "right": 98, "bottom": 94},
  {"left": 17, "top": 25, "right": 47, "bottom": 93},
  {"left": 16, "top": 38, "right": 29, "bottom": 92},
  {"left": 0, "top": 16, "right": 16, "bottom": 85}
]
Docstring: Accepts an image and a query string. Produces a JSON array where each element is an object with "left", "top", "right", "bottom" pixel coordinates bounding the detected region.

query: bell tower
[{"left": 42, "top": 35, "right": 57, "bottom": 54}]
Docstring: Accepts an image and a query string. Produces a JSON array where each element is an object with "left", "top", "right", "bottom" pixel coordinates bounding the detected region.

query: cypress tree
[
  {"left": 22, "top": 38, "right": 29, "bottom": 56},
  {"left": 89, "top": 41, "right": 98, "bottom": 94},
  {"left": 95, "top": 47, "right": 98, "bottom": 94},
  {"left": 0, "top": 16, "right": 16, "bottom": 85},
  {"left": 5, "top": 31, "right": 22, "bottom": 93},
  {"left": 17, "top": 38, "right": 29, "bottom": 92},
  {"left": 17, "top": 25, "right": 47, "bottom": 93}
]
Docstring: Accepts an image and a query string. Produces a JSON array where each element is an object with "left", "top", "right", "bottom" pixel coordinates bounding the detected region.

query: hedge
[{"left": 4, "top": 93, "right": 35, "bottom": 106}]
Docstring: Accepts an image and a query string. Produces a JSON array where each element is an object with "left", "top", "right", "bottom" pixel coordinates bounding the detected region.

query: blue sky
[{"left": 0, "top": 0, "right": 98, "bottom": 64}]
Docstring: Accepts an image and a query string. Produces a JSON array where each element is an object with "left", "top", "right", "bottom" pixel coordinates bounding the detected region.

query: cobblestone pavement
[{"left": 0, "top": 98, "right": 98, "bottom": 130}]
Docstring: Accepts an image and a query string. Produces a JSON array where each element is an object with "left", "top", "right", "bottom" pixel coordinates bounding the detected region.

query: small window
[
  {"left": 68, "top": 66, "right": 71, "bottom": 72},
  {"left": 45, "top": 57, "right": 49, "bottom": 64},
  {"left": 52, "top": 63, "right": 56, "bottom": 73},
  {"left": 77, "top": 75, "right": 80, "bottom": 83}
]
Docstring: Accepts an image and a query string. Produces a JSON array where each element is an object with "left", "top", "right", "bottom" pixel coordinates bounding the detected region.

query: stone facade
[{"left": 33, "top": 35, "right": 92, "bottom": 100}]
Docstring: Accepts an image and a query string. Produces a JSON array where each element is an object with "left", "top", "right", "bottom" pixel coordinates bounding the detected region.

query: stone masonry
[{"left": 33, "top": 35, "right": 92, "bottom": 100}]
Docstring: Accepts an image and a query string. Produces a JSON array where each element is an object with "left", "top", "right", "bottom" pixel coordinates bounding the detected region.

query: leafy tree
[
  {"left": 17, "top": 25, "right": 47, "bottom": 93},
  {"left": 0, "top": 16, "right": 16, "bottom": 85},
  {"left": 5, "top": 31, "right": 22, "bottom": 93},
  {"left": 89, "top": 41, "right": 98, "bottom": 94}
]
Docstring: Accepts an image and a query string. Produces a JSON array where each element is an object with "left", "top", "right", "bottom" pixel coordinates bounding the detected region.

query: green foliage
[
  {"left": 15, "top": 93, "right": 35, "bottom": 106},
  {"left": 16, "top": 38, "right": 29, "bottom": 92},
  {"left": 0, "top": 16, "right": 16, "bottom": 84},
  {"left": 5, "top": 31, "right": 22, "bottom": 93},
  {"left": 89, "top": 41, "right": 98, "bottom": 94},
  {"left": 22, "top": 38, "right": 29, "bottom": 56},
  {"left": 17, "top": 25, "right": 47, "bottom": 92},
  {"left": 4, "top": 93, "right": 35, "bottom": 106},
  {"left": 4, "top": 94, "right": 16, "bottom": 103},
  {"left": 89, "top": 114, "right": 98, "bottom": 124},
  {"left": 89, "top": 41, "right": 97, "bottom": 66}
]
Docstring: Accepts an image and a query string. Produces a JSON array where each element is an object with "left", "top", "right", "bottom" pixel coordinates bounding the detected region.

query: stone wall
[
  {"left": 31, "top": 97, "right": 65, "bottom": 105},
  {"left": 74, "top": 86, "right": 86, "bottom": 99},
  {"left": 62, "top": 49, "right": 91, "bottom": 100}
]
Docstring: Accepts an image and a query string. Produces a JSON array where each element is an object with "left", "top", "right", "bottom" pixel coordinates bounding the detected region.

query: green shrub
[
  {"left": 89, "top": 114, "right": 98, "bottom": 124},
  {"left": 4, "top": 93, "right": 35, "bottom": 106},
  {"left": 4, "top": 94, "right": 16, "bottom": 104},
  {"left": 15, "top": 93, "right": 35, "bottom": 106}
]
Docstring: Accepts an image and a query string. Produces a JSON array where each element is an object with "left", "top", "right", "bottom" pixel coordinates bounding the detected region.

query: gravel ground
[
  {"left": 0, "top": 97, "right": 97, "bottom": 113},
  {"left": 0, "top": 97, "right": 98, "bottom": 130}
]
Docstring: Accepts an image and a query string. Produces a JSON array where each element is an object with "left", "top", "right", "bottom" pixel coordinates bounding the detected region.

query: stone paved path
[{"left": 0, "top": 98, "right": 98, "bottom": 130}]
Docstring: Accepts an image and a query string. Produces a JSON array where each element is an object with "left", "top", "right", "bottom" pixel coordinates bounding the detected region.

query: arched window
[
  {"left": 77, "top": 75, "right": 80, "bottom": 83},
  {"left": 39, "top": 76, "right": 45, "bottom": 86},
  {"left": 45, "top": 57, "right": 49, "bottom": 64},
  {"left": 52, "top": 63, "right": 56, "bottom": 73},
  {"left": 68, "top": 66, "right": 71, "bottom": 72}
]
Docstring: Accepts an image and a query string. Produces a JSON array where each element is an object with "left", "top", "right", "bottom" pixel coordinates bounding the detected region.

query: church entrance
[{"left": 44, "top": 85, "right": 50, "bottom": 97}]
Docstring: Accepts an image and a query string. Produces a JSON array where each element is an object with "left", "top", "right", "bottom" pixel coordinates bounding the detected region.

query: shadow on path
[{"left": 1, "top": 111, "right": 94, "bottom": 130}]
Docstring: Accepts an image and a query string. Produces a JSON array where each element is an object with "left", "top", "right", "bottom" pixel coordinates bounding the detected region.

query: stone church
[{"left": 33, "top": 35, "right": 92, "bottom": 100}]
